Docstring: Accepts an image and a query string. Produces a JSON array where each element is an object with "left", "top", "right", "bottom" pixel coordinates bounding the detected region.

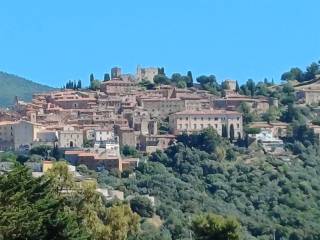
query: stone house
[
  {"left": 13, "top": 120, "right": 42, "bottom": 151},
  {"left": 296, "top": 89, "right": 320, "bottom": 105},
  {"left": 136, "top": 66, "right": 159, "bottom": 82},
  {"left": 58, "top": 126, "right": 83, "bottom": 148},
  {"left": 100, "top": 80, "right": 138, "bottom": 95},
  {"left": 0, "top": 121, "right": 15, "bottom": 150},
  {"left": 139, "top": 134, "right": 175, "bottom": 153},
  {"left": 212, "top": 94, "right": 270, "bottom": 113}
]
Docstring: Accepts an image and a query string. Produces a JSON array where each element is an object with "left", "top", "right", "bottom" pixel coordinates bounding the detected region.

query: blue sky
[{"left": 0, "top": 0, "right": 319, "bottom": 87}]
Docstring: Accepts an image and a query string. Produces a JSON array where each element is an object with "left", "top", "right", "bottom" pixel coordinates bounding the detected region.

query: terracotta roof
[
  {"left": 173, "top": 109, "right": 241, "bottom": 116},
  {"left": 141, "top": 98, "right": 182, "bottom": 102}
]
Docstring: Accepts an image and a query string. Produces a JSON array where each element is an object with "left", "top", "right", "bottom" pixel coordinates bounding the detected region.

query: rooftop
[{"left": 173, "top": 109, "right": 241, "bottom": 116}]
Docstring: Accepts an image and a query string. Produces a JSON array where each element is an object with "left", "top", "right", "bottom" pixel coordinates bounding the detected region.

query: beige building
[
  {"left": 100, "top": 80, "right": 138, "bottom": 95},
  {"left": 139, "top": 98, "right": 186, "bottom": 118},
  {"left": 114, "top": 126, "right": 137, "bottom": 148},
  {"left": 212, "top": 94, "right": 270, "bottom": 113},
  {"left": 13, "top": 120, "right": 42, "bottom": 151},
  {"left": 0, "top": 120, "right": 43, "bottom": 151},
  {"left": 296, "top": 89, "right": 320, "bottom": 105},
  {"left": 33, "top": 130, "right": 58, "bottom": 147},
  {"left": 224, "top": 79, "right": 237, "bottom": 91},
  {"left": 136, "top": 66, "right": 159, "bottom": 83},
  {"left": 295, "top": 76, "right": 320, "bottom": 105},
  {"left": 169, "top": 109, "right": 243, "bottom": 139},
  {"left": 58, "top": 126, "right": 83, "bottom": 148},
  {"left": 139, "top": 134, "right": 175, "bottom": 153}
]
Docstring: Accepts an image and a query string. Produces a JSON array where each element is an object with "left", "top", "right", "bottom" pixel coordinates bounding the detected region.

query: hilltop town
[
  {"left": 2, "top": 62, "right": 320, "bottom": 239},
  {"left": 1, "top": 64, "right": 320, "bottom": 171}
]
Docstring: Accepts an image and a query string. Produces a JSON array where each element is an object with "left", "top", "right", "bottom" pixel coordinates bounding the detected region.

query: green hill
[{"left": 0, "top": 71, "right": 55, "bottom": 107}]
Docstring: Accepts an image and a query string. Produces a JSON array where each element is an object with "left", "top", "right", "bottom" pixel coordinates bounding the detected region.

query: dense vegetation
[
  {"left": 0, "top": 162, "right": 140, "bottom": 240},
  {"left": 89, "top": 127, "right": 320, "bottom": 240},
  {"left": 0, "top": 150, "right": 242, "bottom": 240},
  {"left": 281, "top": 61, "right": 320, "bottom": 82},
  {"left": 0, "top": 71, "right": 55, "bottom": 107}
]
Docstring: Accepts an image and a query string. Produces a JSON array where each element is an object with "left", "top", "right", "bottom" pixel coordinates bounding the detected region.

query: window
[
  {"left": 185, "top": 124, "right": 188, "bottom": 129},
  {"left": 194, "top": 124, "right": 197, "bottom": 129},
  {"left": 215, "top": 124, "right": 218, "bottom": 128},
  {"left": 237, "top": 123, "right": 240, "bottom": 128},
  {"left": 179, "top": 124, "right": 182, "bottom": 129},
  {"left": 214, "top": 117, "right": 218, "bottom": 121},
  {"left": 194, "top": 117, "right": 197, "bottom": 121},
  {"left": 208, "top": 117, "right": 211, "bottom": 121},
  {"left": 186, "top": 117, "right": 188, "bottom": 120},
  {"left": 201, "top": 117, "right": 204, "bottom": 121},
  {"left": 200, "top": 124, "right": 204, "bottom": 129}
]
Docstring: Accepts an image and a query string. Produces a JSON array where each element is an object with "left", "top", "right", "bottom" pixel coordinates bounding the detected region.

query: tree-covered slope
[
  {"left": 0, "top": 71, "right": 55, "bottom": 107},
  {"left": 91, "top": 128, "right": 320, "bottom": 240}
]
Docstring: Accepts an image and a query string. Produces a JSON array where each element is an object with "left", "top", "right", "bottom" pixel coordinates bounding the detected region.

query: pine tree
[{"left": 0, "top": 165, "right": 88, "bottom": 239}]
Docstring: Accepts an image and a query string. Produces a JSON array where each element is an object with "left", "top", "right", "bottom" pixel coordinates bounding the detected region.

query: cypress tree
[
  {"left": 90, "top": 73, "right": 94, "bottom": 83},
  {"left": 104, "top": 73, "right": 110, "bottom": 82},
  {"left": 235, "top": 81, "right": 240, "bottom": 93},
  {"left": 77, "top": 80, "right": 82, "bottom": 89},
  {"left": 222, "top": 125, "right": 228, "bottom": 138}
]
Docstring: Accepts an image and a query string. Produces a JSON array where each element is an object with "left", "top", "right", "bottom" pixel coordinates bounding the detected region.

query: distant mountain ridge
[{"left": 0, "top": 71, "right": 55, "bottom": 107}]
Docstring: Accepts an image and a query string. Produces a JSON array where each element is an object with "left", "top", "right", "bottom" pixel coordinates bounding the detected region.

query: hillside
[{"left": 0, "top": 71, "right": 55, "bottom": 107}]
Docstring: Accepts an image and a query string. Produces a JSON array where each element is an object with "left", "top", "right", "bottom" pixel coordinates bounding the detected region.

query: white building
[
  {"left": 96, "top": 188, "right": 124, "bottom": 201},
  {"left": 94, "top": 128, "right": 114, "bottom": 143},
  {"left": 252, "top": 129, "right": 284, "bottom": 153}
]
